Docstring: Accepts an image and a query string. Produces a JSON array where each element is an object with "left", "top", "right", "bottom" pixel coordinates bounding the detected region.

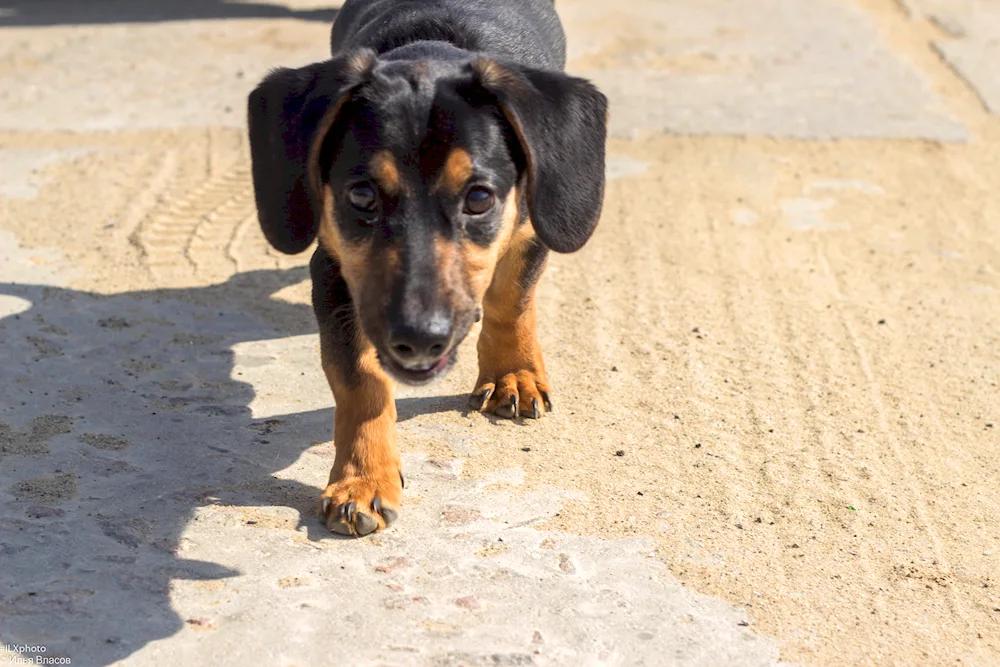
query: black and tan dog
[{"left": 247, "top": 0, "right": 607, "bottom": 536}]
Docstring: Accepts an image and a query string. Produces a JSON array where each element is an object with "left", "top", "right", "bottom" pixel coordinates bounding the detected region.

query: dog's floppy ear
[
  {"left": 474, "top": 59, "right": 608, "bottom": 254},
  {"left": 247, "top": 51, "right": 375, "bottom": 254}
]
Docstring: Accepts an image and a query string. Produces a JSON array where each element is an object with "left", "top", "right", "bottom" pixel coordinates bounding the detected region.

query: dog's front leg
[
  {"left": 471, "top": 230, "right": 553, "bottom": 420},
  {"left": 311, "top": 247, "right": 402, "bottom": 536}
]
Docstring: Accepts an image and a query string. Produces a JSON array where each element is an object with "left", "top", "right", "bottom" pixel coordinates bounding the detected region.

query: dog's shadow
[{"left": 0, "top": 267, "right": 464, "bottom": 665}]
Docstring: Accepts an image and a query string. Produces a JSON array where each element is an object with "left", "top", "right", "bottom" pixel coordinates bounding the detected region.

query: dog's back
[{"left": 330, "top": 0, "right": 566, "bottom": 70}]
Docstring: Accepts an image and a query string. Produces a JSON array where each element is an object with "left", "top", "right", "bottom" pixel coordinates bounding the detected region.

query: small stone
[
  {"left": 615, "top": 450, "right": 625, "bottom": 457},
  {"left": 736, "top": 523, "right": 743, "bottom": 529},
  {"left": 695, "top": 443, "right": 701, "bottom": 449},
  {"left": 611, "top": 365, "right": 619, "bottom": 372},
  {"left": 738, "top": 621, "right": 750, "bottom": 627},
  {"left": 186, "top": 617, "right": 216, "bottom": 630},
  {"left": 455, "top": 596, "right": 480, "bottom": 610},
  {"left": 521, "top": 447, "right": 531, "bottom": 452},
  {"left": 375, "top": 557, "right": 413, "bottom": 574},
  {"left": 558, "top": 554, "right": 576, "bottom": 574},
  {"left": 878, "top": 319, "right": 886, "bottom": 325}
]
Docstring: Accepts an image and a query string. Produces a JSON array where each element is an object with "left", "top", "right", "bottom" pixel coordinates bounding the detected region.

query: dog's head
[{"left": 248, "top": 47, "right": 607, "bottom": 384}]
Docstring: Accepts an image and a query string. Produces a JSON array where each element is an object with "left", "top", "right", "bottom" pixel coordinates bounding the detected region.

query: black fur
[
  {"left": 330, "top": 0, "right": 565, "bottom": 70},
  {"left": 477, "top": 63, "right": 607, "bottom": 253}
]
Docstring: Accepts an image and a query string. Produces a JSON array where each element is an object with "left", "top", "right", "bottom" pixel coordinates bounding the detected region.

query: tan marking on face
[
  {"left": 463, "top": 190, "right": 524, "bottom": 302},
  {"left": 318, "top": 185, "right": 401, "bottom": 330},
  {"left": 435, "top": 148, "right": 474, "bottom": 195},
  {"left": 432, "top": 192, "right": 518, "bottom": 318},
  {"left": 433, "top": 235, "right": 462, "bottom": 312},
  {"left": 317, "top": 186, "right": 371, "bottom": 295},
  {"left": 370, "top": 151, "right": 401, "bottom": 195},
  {"left": 306, "top": 95, "right": 351, "bottom": 202}
]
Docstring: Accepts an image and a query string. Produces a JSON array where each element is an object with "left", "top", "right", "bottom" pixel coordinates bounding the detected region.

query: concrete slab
[
  {"left": 899, "top": 0, "right": 1000, "bottom": 114},
  {"left": 561, "top": 0, "right": 967, "bottom": 140},
  {"left": 0, "top": 2, "right": 335, "bottom": 132}
]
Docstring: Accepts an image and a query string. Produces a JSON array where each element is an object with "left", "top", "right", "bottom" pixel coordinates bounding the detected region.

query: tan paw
[
  {"left": 470, "top": 370, "right": 552, "bottom": 420},
  {"left": 318, "top": 469, "right": 403, "bottom": 537}
]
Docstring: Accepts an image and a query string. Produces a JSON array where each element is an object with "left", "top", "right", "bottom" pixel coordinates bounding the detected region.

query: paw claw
[
  {"left": 540, "top": 390, "right": 553, "bottom": 411},
  {"left": 532, "top": 398, "right": 540, "bottom": 420},
  {"left": 495, "top": 394, "right": 518, "bottom": 419},
  {"left": 470, "top": 387, "right": 494, "bottom": 411}
]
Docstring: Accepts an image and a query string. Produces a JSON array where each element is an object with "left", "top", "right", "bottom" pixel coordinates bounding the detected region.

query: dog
[{"left": 247, "top": 0, "right": 608, "bottom": 536}]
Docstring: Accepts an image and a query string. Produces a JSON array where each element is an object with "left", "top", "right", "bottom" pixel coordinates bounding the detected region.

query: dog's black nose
[{"left": 387, "top": 311, "right": 453, "bottom": 367}]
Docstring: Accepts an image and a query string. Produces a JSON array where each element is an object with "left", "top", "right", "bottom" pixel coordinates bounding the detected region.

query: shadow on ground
[
  {"left": 0, "top": 268, "right": 458, "bottom": 665},
  {"left": 0, "top": 0, "right": 338, "bottom": 26}
]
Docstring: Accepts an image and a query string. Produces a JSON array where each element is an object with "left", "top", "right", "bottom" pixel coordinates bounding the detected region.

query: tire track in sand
[{"left": 136, "top": 161, "right": 258, "bottom": 283}]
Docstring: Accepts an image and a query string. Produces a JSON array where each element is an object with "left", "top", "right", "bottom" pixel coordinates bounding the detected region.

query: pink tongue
[{"left": 410, "top": 355, "right": 448, "bottom": 374}]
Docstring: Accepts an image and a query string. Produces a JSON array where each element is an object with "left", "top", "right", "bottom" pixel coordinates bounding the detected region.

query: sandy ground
[{"left": 1, "top": 0, "right": 999, "bottom": 665}]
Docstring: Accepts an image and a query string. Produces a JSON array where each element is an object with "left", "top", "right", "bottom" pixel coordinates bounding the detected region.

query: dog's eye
[
  {"left": 464, "top": 187, "right": 495, "bottom": 215},
  {"left": 347, "top": 184, "right": 378, "bottom": 213}
]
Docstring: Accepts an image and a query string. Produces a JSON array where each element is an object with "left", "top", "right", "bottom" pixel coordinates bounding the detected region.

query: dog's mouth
[{"left": 379, "top": 347, "right": 458, "bottom": 385}]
